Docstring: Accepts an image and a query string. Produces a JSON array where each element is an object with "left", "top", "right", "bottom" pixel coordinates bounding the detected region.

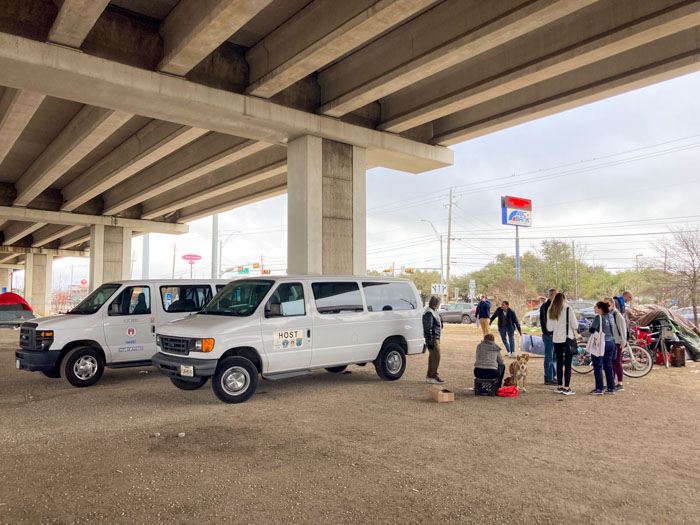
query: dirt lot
[{"left": 1, "top": 324, "right": 699, "bottom": 524}]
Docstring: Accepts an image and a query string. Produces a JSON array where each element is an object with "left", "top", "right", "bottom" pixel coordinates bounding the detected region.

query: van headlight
[
  {"left": 194, "top": 338, "right": 215, "bottom": 352},
  {"left": 156, "top": 334, "right": 161, "bottom": 347}
]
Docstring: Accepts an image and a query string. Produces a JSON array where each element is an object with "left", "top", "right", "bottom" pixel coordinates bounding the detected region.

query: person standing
[
  {"left": 474, "top": 333, "right": 506, "bottom": 388},
  {"left": 547, "top": 292, "right": 578, "bottom": 395},
  {"left": 539, "top": 288, "right": 558, "bottom": 385},
  {"left": 489, "top": 301, "right": 522, "bottom": 357},
  {"left": 605, "top": 297, "right": 627, "bottom": 391},
  {"left": 423, "top": 296, "right": 445, "bottom": 384},
  {"left": 476, "top": 294, "right": 491, "bottom": 336},
  {"left": 589, "top": 301, "right": 617, "bottom": 395}
]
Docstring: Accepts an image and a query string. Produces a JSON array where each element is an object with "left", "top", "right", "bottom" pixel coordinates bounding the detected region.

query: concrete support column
[
  {"left": 0, "top": 267, "right": 12, "bottom": 292},
  {"left": 24, "top": 253, "right": 52, "bottom": 317},
  {"left": 287, "top": 135, "right": 366, "bottom": 275},
  {"left": 89, "top": 225, "right": 131, "bottom": 289}
]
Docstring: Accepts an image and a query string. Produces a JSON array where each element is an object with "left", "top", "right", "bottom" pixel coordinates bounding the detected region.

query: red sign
[
  {"left": 80, "top": 279, "right": 87, "bottom": 285},
  {"left": 182, "top": 254, "right": 201, "bottom": 261},
  {"left": 502, "top": 196, "right": 532, "bottom": 210}
]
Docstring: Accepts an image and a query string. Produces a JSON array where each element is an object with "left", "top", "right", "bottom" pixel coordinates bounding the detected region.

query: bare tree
[{"left": 656, "top": 227, "right": 700, "bottom": 325}]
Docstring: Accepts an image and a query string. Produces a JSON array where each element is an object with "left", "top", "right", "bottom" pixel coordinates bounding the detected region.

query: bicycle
[{"left": 571, "top": 339, "right": 653, "bottom": 378}]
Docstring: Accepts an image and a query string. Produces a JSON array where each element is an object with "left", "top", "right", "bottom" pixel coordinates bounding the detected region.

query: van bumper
[
  {"left": 152, "top": 352, "right": 218, "bottom": 380},
  {"left": 15, "top": 349, "right": 61, "bottom": 372}
]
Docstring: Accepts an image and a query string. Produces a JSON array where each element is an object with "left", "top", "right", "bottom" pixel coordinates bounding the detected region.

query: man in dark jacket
[
  {"left": 539, "top": 288, "right": 558, "bottom": 385},
  {"left": 490, "top": 301, "right": 522, "bottom": 356},
  {"left": 423, "top": 295, "right": 445, "bottom": 384},
  {"left": 475, "top": 294, "right": 491, "bottom": 336}
]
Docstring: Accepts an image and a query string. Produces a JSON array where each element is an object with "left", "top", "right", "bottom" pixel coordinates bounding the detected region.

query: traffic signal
[
  {"left": 405, "top": 268, "right": 414, "bottom": 273},
  {"left": 261, "top": 269, "right": 271, "bottom": 275},
  {"left": 383, "top": 268, "right": 393, "bottom": 273}
]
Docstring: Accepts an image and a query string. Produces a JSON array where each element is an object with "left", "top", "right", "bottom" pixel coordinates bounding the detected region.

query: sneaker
[
  {"left": 555, "top": 386, "right": 565, "bottom": 394},
  {"left": 545, "top": 379, "right": 558, "bottom": 385},
  {"left": 434, "top": 376, "right": 446, "bottom": 384},
  {"left": 615, "top": 384, "right": 624, "bottom": 391},
  {"left": 589, "top": 389, "right": 604, "bottom": 395},
  {"left": 562, "top": 389, "right": 576, "bottom": 396},
  {"left": 426, "top": 377, "right": 439, "bottom": 384},
  {"left": 604, "top": 389, "right": 615, "bottom": 395}
]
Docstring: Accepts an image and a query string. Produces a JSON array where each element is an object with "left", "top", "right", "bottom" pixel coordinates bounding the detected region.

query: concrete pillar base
[
  {"left": 0, "top": 268, "right": 12, "bottom": 293},
  {"left": 287, "top": 135, "right": 366, "bottom": 275},
  {"left": 25, "top": 253, "right": 52, "bottom": 317},
  {"left": 89, "top": 225, "right": 131, "bottom": 289}
]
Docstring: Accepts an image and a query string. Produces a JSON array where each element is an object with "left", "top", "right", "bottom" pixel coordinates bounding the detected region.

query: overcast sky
[{"left": 36, "top": 70, "right": 700, "bottom": 290}]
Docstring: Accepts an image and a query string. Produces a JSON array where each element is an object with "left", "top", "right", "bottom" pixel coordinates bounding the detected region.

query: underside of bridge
[{"left": 0, "top": 0, "right": 698, "bottom": 314}]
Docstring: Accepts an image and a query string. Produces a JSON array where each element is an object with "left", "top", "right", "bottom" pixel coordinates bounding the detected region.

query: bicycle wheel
[
  {"left": 571, "top": 349, "right": 593, "bottom": 374},
  {"left": 622, "top": 345, "right": 653, "bottom": 378}
]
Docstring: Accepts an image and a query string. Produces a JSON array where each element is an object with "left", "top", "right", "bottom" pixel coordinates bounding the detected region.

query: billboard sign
[
  {"left": 502, "top": 207, "right": 532, "bottom": 227},
  {"left": 501, "top": 195, "right": 532, "bottom": 210}
]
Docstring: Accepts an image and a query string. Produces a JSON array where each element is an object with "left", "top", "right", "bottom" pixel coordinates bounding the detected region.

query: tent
[
  {"left": 626, "top": 304, "right": 700, "bottom": 362},
  {"left": 0, "top": 292, "right": 35, "bottom": 326}
]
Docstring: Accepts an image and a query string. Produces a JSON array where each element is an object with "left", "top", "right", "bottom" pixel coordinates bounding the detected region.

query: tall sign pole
[
  {"left": 446, "top": 188, "right": 453, "bottom": 297},
  {"left": 501, "top": 196, "right": 532, "bottom": 282}
]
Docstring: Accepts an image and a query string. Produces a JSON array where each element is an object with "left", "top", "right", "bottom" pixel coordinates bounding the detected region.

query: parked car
[
  {"left": 15, "top": 279, "right": 229, "bottom": 387},
  {"left": 439, "top": 302, "right": 476, "bottom": 324},
  {"left": 522, "top": 309, "right": 541, "bottom": 328},
  {"left": 570, "top": 300, "right": 594, "bottom": 313},
  {"left": 677, "top": 307, "right": 698, "bottom": 326},
  {"left": 152, "top": 276, "right": 425, "bottom": 403}
]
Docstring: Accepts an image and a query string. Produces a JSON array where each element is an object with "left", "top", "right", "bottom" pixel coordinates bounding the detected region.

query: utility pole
[
  {"left": 572, "top": 240, "right": 578, "bottom": 300},
  {"left": 142, "top": 234, "right": 150, "bottom": 279},
  {"left": 260, "top": 254, "right": 264, "bottom": 275},
  {"left": 131, "top": 250, "right": 137, "bottom": 276},
  {"left": 171, "top": 244, "right": 176, "bottom": 279},
  {"left": 446, "top": 188, "right": 453, "bottom": 297},
  {"left": 211, "top": 214, "right": 219, "bottom": 279},
  {"left": 219, "top": 241, "right": 223, "bottom": 277}
]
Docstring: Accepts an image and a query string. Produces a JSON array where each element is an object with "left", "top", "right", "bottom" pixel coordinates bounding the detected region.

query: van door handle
[
  {"left": 151, "top": 325, "right": 155, "bottom": 334},
  {"left": 307, "top": 329, "right": 311, "bottom": 338}
]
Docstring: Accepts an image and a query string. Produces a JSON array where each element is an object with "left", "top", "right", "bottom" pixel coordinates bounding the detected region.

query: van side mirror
[
  {"left": 264, "top": 301, "right": 271, "bottom": 318},
  {"left": 109, "top": 303, "right": 120, "bottom": 315}
]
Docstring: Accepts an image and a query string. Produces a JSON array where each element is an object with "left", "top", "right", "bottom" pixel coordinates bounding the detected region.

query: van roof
[
  {"left": 104, "top": 279, "right": 231, "bottom": 285},
  {"left": 225, "top": 275, "right": 413, "bottom": 283}
]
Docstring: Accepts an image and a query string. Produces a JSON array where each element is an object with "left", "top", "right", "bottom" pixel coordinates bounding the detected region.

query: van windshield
[
  {"left": 200, "top": 280, "right": 273, "bottom": 317},
  {"left": 69, "top": 283, "right": 121, "bottom": 315}
]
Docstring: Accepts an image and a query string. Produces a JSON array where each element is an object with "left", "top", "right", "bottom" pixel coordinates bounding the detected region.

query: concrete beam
[
  {"left": 177, "top": 176, "right": 287, "bottom": 223},
  {"left": 380, "top": 1, "right": 700, "bottom": 132},
  {"left": 102, "top": 135, "right": 270, "bottom": 215},
  {"left": 58, "top": 229, "right": 90, "bottom": 250},
  {"left": 0, "top": 263, "right": 23, "bottom": 270},
  {"left": 159, "top": 0, "right": 275, "bottom": 75},
  {"left": 14, "top": 105, "right": 132, "bottom": 206},
  {"left": 318, "top": 0, "right": 599, "bottom": 117},
  {"left": 2, "top": 221, "right": 45, "bottom": 245},
  {"left": 141, "top": 146, "right": 287, "bottom": 219},
  {"left": 0, "top": 206, "right": 189, "bottom": 233},
  {"left": 430, "top": 27, "right": 700, "bottom": 145},
  {"left": 0, "top": 245, "right": 88, "bottom": 257},
  {"left": 0, "top": 254, "right": 18, "bottom": 264},
  {"left": 31, "top": 224, "right": 82, "bottom": 247},
  {"left": 47, "top": 0, "right": 111, "bottom": 48},
  {"left": 246, "top": 0, "right": 437, "bottom": 98},
  {"left": 0, "top": 32, "right": 452, "bottom": 174},
  {"left": 0, "top": 88, "right": 45, "bottom": 166},
  {"left": 61, "top": 120, "right": 208, "bottom": 211}
]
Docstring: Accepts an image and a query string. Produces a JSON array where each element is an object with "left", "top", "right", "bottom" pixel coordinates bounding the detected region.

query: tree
[
  {"left": 656, "top": 227, "right": 700, "bottom": 325},
  {"left": 487, "top": 278, "right": 536, "bottom": 316},
  {"left": 397, "top": 270, "right": 441, "bottom": 304}
]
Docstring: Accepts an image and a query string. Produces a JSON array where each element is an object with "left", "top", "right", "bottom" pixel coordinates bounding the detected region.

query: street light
[
  {"left": 421, "top": 219, "right": 444, "bottom": 297},
  {"left": 636, "top": 254, "right": 644, "bottom": 272}
]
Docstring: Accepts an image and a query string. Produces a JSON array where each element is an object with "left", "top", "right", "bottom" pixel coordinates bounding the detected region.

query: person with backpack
[
  {"left": 489, "top": 300, "right": 522, "bottom": 357},
  {"left": 605, "top": 297, "right": 627, "bottom": 391},
  {"left": 423, "top": 296, "right": 445, "bottom": 384},
  {"left": 475, "top": 294, "right": 491, "bottom": 336},
  {"left": 539, "top": 288, "right": 558, "bottom": 385},
  {"left": 547, "top": 292, "right": 578, "bottom": 395}
]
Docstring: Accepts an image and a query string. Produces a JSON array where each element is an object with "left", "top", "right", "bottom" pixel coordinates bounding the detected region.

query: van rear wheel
[
  {"left": 212, "top": 356, "right": 258, "bottom": 403},
  {"left": 170, "top": 377, "right": 208, "bottom": 390},
  {"left": 374, "top": 343, "right": 406, "bottom": 381},
  {"left": 62, "top": 347, "right": 104, "bottom": 387},
  {"left": 325, "top": 366, "right": 347, "bottom": 374}
]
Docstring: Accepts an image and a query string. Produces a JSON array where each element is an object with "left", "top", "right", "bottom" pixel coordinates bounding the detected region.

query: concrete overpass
[{"left": 0, "top": 0, "right": 698, "bottom": 315}]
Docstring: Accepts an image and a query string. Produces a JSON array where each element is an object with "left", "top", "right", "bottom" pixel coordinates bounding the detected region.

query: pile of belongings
[{"left": 626, "top": 304, "right": 700, "bottom": 362}]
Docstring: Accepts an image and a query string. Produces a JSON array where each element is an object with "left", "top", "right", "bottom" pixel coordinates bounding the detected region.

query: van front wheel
[
  {"left": 62, "top": 347, "right": 104, "bottom": 387},
  {"left": 212, "top": 357, "right": 258, "bottom": 403},
  {"left": 374, "top": 343, "right": 406, "bottom": 381}
]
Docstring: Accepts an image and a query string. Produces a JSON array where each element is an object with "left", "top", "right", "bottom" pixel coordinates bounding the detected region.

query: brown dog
[{"left": 508, "top": 354, "right": 529, "bottom": 391}]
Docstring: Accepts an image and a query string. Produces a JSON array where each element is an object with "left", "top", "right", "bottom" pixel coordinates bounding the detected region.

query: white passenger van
[
  {"left": 152, "top": 276, "right": 424, "bottom": 403},
  {"left": 15, "top": 279, "right": 228, "bottom": 387}
]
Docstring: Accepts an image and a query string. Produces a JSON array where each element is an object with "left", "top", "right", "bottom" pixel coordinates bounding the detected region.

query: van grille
[
  {"left": 19, "top": 326, "right": 37, "bottom": 350},
  {"left": 160, "top": 336, "right": 191, "bottom": 356}
]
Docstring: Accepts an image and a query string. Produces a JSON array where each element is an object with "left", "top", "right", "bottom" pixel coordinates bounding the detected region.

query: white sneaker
[{"left": 426, "top": 377, "right": 440, "bottom": 384}]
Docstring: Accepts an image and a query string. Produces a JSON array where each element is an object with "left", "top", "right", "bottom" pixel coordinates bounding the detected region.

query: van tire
[
  {"left": 325, "top": 366, "right": 347, "bottom": 374},
  {"left": 62, "top": 347, "right": 104, "bottom": 387},
  {"left": 212, "top": 356, "right": 258, "bottom": 404},
  {"left": 374, "top": 343, "right": 406, "bottom": 381},
  {"left": 170, "top": 377, "right": 208, "bottom": 390}
]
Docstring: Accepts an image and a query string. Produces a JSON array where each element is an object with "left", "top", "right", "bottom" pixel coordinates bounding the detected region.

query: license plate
[
  {"left": 16, "top": 359, "right": 20, "bottom": 369},
  {"left": 180, "top": 365, "right": 194, "bottom": 377}
]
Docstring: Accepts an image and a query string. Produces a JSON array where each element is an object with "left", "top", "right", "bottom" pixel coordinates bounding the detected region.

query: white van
[
  {"left": 152, "top": 276, "right": 424, "bottom": 403},
  {"left": 15, "top": 279, "right": 229, "bottom": 387}
]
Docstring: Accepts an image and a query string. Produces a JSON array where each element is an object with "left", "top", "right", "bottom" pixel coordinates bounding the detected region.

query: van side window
[
  {"left": 265, "top": 283, "right": 305, "bottom": 318},
  {"left": 160, "top": 285, "right": 213, "bottom": 312},
  {"left": 312, "top": 282, "right": 363, "bottom": 314},
  {"left": 216, "top": 285, "right": 226, "bottom": 293},
  {"left": 362, "top": 282, "right": 417, "bottom": 312},
  {"left": 109, "top": 286, "right": 151, "bottom": 316}
]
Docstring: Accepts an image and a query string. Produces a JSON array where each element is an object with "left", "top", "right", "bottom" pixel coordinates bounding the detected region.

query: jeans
[
  {"left": 499, "top": 328, "right": 515, "bottom": 354},
  {"left": 474, "top": 364, "right": 506, "bottom": 389},
  {"left": 613, "top": 343, "right": 623, "bottom": 383},
  {"left": 543, "top": 333, "right": 557, "bottom": 382},
  {"left": 592, "top": 340, "right": 616, "bottom": 391},
  {"left": 427, "top": 339, "right": 441, "bottom": 378},
  {"left": 554, "top": 342, "right": 573, "bottom": 387}
]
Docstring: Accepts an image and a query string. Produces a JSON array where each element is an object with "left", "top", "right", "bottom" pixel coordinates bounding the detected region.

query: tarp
[
  {"left": 520, "top": 334, "right": 545, "bottom": 355},
  {"left": 627, "top": 304, "right": 700, "bottom": 362},
  {"left": 0, "top": 292, "right": 32, "bottom": 311}
]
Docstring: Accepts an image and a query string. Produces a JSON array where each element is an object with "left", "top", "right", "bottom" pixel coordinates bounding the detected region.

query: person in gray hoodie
[{"left": 474, "top": 333, "right": 505, "bottom": 388}]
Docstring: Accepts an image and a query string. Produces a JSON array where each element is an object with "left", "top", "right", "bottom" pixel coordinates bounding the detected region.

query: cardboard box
[{"left": 429, "top": 385, "right": 455, "bottom": 403}]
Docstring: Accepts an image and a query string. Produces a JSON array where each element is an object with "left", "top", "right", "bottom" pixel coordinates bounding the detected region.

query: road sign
[
  {"left": 469, "top": 279, "right": 476, "bottom": 296},
  {"left": 431, "top": 283, "right": 447, "bottom": 295},
  {"left": 182, "top": 254, "right": 201, "bottom": 261},
  {"left": 673, "top": 297, "right": 678, "bottom": 304},
  {"left": 238, "top": 268, "right": 249, "bottom": 275}
]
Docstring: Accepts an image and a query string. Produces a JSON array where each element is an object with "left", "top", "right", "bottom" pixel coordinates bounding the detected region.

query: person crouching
[{"left": 474, "top": 333, "right": 505, "bottom": 388}]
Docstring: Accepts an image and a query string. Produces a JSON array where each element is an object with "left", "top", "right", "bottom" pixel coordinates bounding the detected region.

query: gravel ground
[{"left": 1, "top": 324, "right": 699, "bottom": 524}]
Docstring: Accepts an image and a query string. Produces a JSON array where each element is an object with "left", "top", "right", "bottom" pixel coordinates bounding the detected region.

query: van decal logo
[
  {"left": 126, "top": 327, "right": 136, "bottom": 337},
  {"left": 274, "top": 330, "right": 303, "bottom": 350},
  {"left": 118, "top": 345, "right": 143, "bottom": 353}
]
